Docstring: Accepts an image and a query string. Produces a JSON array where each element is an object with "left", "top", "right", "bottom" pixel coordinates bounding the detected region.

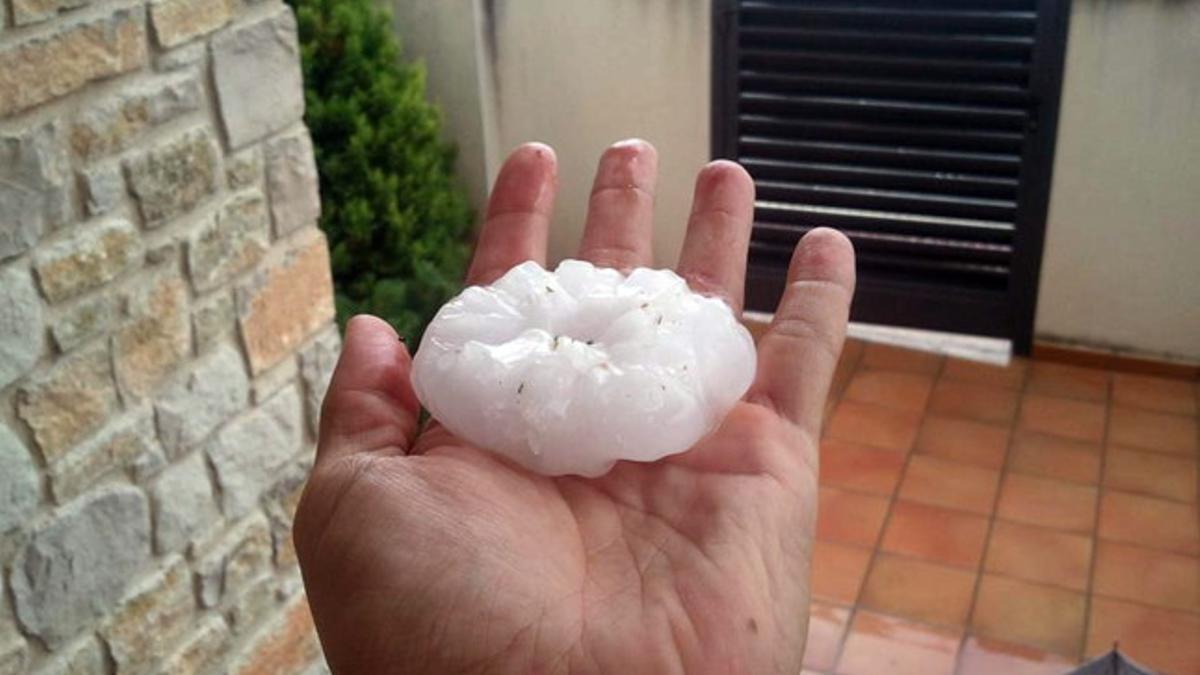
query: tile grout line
[
  {"left": 1079, "top": 371, "right": 1114, "bottom": 662},
  {"left": 814, "top": 340, "right": 865, "bottom": 675},
  {"left": 950, "top": 361, "right": 1032, "bottom": 674},
  {"left": 831, "top": 352, "right": 947, "bottom": 674}
]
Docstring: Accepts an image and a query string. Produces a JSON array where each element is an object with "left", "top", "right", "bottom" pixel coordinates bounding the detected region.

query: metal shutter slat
[
  {"left": 714, "top": 0, "right": 1071, "bottom": 346},
  {"left": 755, "top": 201, "right": 1014, "bottom": 242},
  {"left": 739, "top": 48, "right": 1030, "bottom": 83},
  {"left": 740, "top": 136, "right": 1021, "bottom": 175},
  {"left": 739, "top": 115, "right": 1024, "bottom": 153},
  {"left": 741, "top": 158, "right": 1019, "bottom": 199},
  {"left": 739, "top": 71, "right": 1031, "bottom": 106},
  {"left": 739, "top": 2, "right": 1038, "bottom": 33},
  {"left": 755, "top": 179, "right": 1018, "bottom": 221},
  {"left": 752, "top": 222, "right": 1012, "bottom": 263},
  {"left": 739, "top": 92, "right": 1029, "bottom": 130},
  {"left": 740, "top": 26, "right": 1034, "bottom": 59}
]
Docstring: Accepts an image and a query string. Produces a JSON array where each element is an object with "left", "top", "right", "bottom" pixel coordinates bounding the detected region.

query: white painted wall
[
  {"left": 1036, "top": 0, "right": 1200, "bottom": 362},
  {"left": 481, "top": 0, "right": 712, "bottom": 267},
  {"left": 390, "top": 0, "right": 1200, "bottom": 362},
  {"left": 385, "top": 0, "right": 495, "bottom": 211}
]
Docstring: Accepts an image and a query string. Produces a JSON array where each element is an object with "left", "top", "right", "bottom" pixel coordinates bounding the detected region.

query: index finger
[
  {"left": 466, "top": 143, "right": 558, "bottom": 285},
  {"left": 748, "top": 228, "right": 856, "bottom": 432}
]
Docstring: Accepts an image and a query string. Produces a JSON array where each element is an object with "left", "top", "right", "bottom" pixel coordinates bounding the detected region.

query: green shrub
[{"left": 288, "top": 0, "right": 473, "bottom": 342}]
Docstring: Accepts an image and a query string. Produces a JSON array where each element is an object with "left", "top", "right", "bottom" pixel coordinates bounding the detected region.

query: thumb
[{"left": 315, "top": 314, "right": 421, "bottom": 464}]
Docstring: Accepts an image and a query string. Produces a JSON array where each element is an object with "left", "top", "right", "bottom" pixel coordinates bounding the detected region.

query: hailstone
[{"left": 411, "top": 259, "right": 757, "bottom": 477}]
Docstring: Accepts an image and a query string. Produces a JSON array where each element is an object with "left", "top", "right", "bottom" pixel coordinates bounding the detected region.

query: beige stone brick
[
  {"left": 50, "top": 293, "right": 118, "bottom": 352},
  {"left": 225, "top": 146, "right": 263, "bottom": 190},
  {"left": 211, "top": 9, "right": 304, "bottom": 148},
  {"left": 126, "top": 127, "right": 219, "bottom": 229},
  {"left": 0, "top": 634, "right": 29, "bottom": 674},
  {"left": 192, "top": 291, "right": 235, "bottom": 353},
  {"left": 266, "top": 472, "right": 306, "bottom": 568},
  {"left": 30, "top": 635, "right": 106, "bottom": 675},
  {"left": 34, "top": 218, "right": 141, "bottom": 303},
  {"left": 237, "top": 232, "right": 334, "bottom": 374},
  {"left": 155, "top": 614, "right": 229, "bottom": 675},
  {"left": 49, "top": 409, "right": 164, "bottom": 503},
  {"left": 150, "top": 0, "right": 232, "bottom": 48},
  {"left": 187, "top": 191, "right": 270, "bottom": 292},
  {"left": 1, "top": 121, "right": 71, "bottom": 262},
  {"left": 17, "top": 342, "right": 119, "bottom": 462},
  {"left": 12, "top": 0, "right": 90, "bottom": 26},
  {"left": 0, "top": 8, "right": 147, "bottom": 118},
  {"left": 115, "top": 275, "right": 191, "bottom": 398},
  {"left": 229, "top": 593, "right": 320, "bottom": 675},
  {"left": 195, "top": 514, "right": 272, "bottom": 608},
  {"left": 69, "top": 72, "right": 202, "bottom": 161},
  {"left": 101, "top": 556, "right": 194, "bottom": 674}
]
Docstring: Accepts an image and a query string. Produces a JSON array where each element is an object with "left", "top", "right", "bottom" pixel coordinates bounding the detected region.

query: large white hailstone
[{"left": 412, "top": 259, "right": 757, "bottom": 477}]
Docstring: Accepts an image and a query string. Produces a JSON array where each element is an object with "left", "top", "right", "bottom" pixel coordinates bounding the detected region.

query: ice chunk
[{"left": 412, "top": 260, "right": 756, "bottom": 476}]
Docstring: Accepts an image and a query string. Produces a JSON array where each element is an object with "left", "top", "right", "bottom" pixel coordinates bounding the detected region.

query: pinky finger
[{"left": 747, "top": 228, "right": 855, "bottom": 434}]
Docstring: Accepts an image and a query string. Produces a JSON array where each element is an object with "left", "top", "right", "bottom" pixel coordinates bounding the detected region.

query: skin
[{"left": 294, "top": 140, "right": 857, "bottom": 674}]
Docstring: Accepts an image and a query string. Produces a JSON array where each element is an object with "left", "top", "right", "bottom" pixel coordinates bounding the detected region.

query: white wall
[
  {"left": 391, "top": 0, "right": 1200, "bottom": 362},
  {"left": 386, "top": 0, "right": 495, "bottom": 211},
  {"left": 482, "top": 0, "right": 711, "bottom": 266},
  {"left": 1036, "top": 0, "right": 1200, "bottom": 362}
]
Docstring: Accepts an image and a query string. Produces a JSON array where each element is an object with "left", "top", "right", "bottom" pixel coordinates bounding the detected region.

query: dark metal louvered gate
[{"left": 712, "top": 0, "right": 1071, "bottom": 353}]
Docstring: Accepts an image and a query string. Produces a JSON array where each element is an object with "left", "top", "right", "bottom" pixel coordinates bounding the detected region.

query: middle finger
[{"left": 577, "top": 139, "right": 658, "bottom": 270}]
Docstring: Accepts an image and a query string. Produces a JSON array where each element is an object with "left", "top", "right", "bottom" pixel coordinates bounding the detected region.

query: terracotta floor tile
[
  {"left": 810, "top": 540, "right": 872, "bottom": 606},
  {"left": 1018, "top": 394, "right": 1106, "bottom": 443},
  {"left": 1104, "top": 445, "right": 1197, "bottom": 503},
  {"left": 1008, "top": 431, "right": 1102, "bottom": 485},
  {"left": 860, "top": 554, "right": 977, "bottom": 627},
  {"left": 815, "top": 486, "right": 890, "bottom": 548},
  {"left": 942, "top": 356, "right": 1027, "bottom": 390},
  {"left": 983, "top": 521, "right": 1092, "bottom": 592},
  {"left": 829, "top": 339, "right": 865, "bottom": 403},
  {"left": 898, "top": 455, "right": 1001, "bottom": 515},
  {"left": 995, "top": 474, "right": 1097, "bottom": 534},
  {"left": 803, "top": 601, "right": 851, "bottom": 672},
  {"left": 880, "top": 501, "right": 989, "bottom": 569},
  {"left": 1112, "top": 372, "right": 1197, "bottom": 415},
  {"left": 915, "top": 415, "right": 1010, "bottom": 470},
  {"left": 1026, "top": 362, "right": 1110, "bottom": 402},
  {"left": 970, "top": 575, "right": 1086, "bottom": 657},
  {"left": 1098, "top": 490, "right": 1200, "bottom": 555},
  {"left": 1108, "top": 406, "right": 1198, "bottom": 456},
  {"left": 1086, "top": 597, "right": 1200, "bottom": 675},
  {"left": 819, "top": 440, "right": 905, "bottom": 497},
  {"left": 956, "top": 635, "right": 1078, "bottom": 675},
  {"left": 861, "top": 342, "right": 944, "bottom": 375},
  {"left": 1092, "top": 541, "right": 1200, "bottom": 613},
  {"left": 928, "top": 380, "right": 1020, "bottom": 425},
  {"left": 837, "top": 610, "right": 960, "bottom": 675},
  {"left": 845, "top": 370, "right": 934, "bottom": 412},
  {"left": 827, "top": 400, "right": 922, "bottom": 452}
]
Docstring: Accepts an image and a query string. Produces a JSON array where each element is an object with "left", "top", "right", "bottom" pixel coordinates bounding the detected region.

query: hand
[{"left": 294, "top": 140, "right": 856, "bottom": 673}]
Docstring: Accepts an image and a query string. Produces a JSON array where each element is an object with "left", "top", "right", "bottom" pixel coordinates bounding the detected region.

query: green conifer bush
[{"left": 288, "top": 0, "right": 473, "bottom": 341}]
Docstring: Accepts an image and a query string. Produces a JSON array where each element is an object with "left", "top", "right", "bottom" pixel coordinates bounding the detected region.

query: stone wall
[{"left": 0, "top": 0, "right": 336, "bottom": 672}]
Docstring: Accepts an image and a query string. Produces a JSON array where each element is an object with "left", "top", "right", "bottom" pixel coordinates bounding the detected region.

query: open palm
[{"left": 294, "top": 141, "right": 855, "bottom": 674}]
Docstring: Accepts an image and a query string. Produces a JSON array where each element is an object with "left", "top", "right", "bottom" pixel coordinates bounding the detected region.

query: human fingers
[
  {"left": 675, "top": 160, "right": 755, "bottom": 312},
  {"left": 577, "top": 139, "right": 658, "bottom": 270},
  {"left": 315, "top": 315, "right": 421, "bottom": 464},
  {"left": 466, "top": 143, "right": 558, "bottom": 285},
  {"left": 748, "top": 228, "right": 855, "bottom": 432}
]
